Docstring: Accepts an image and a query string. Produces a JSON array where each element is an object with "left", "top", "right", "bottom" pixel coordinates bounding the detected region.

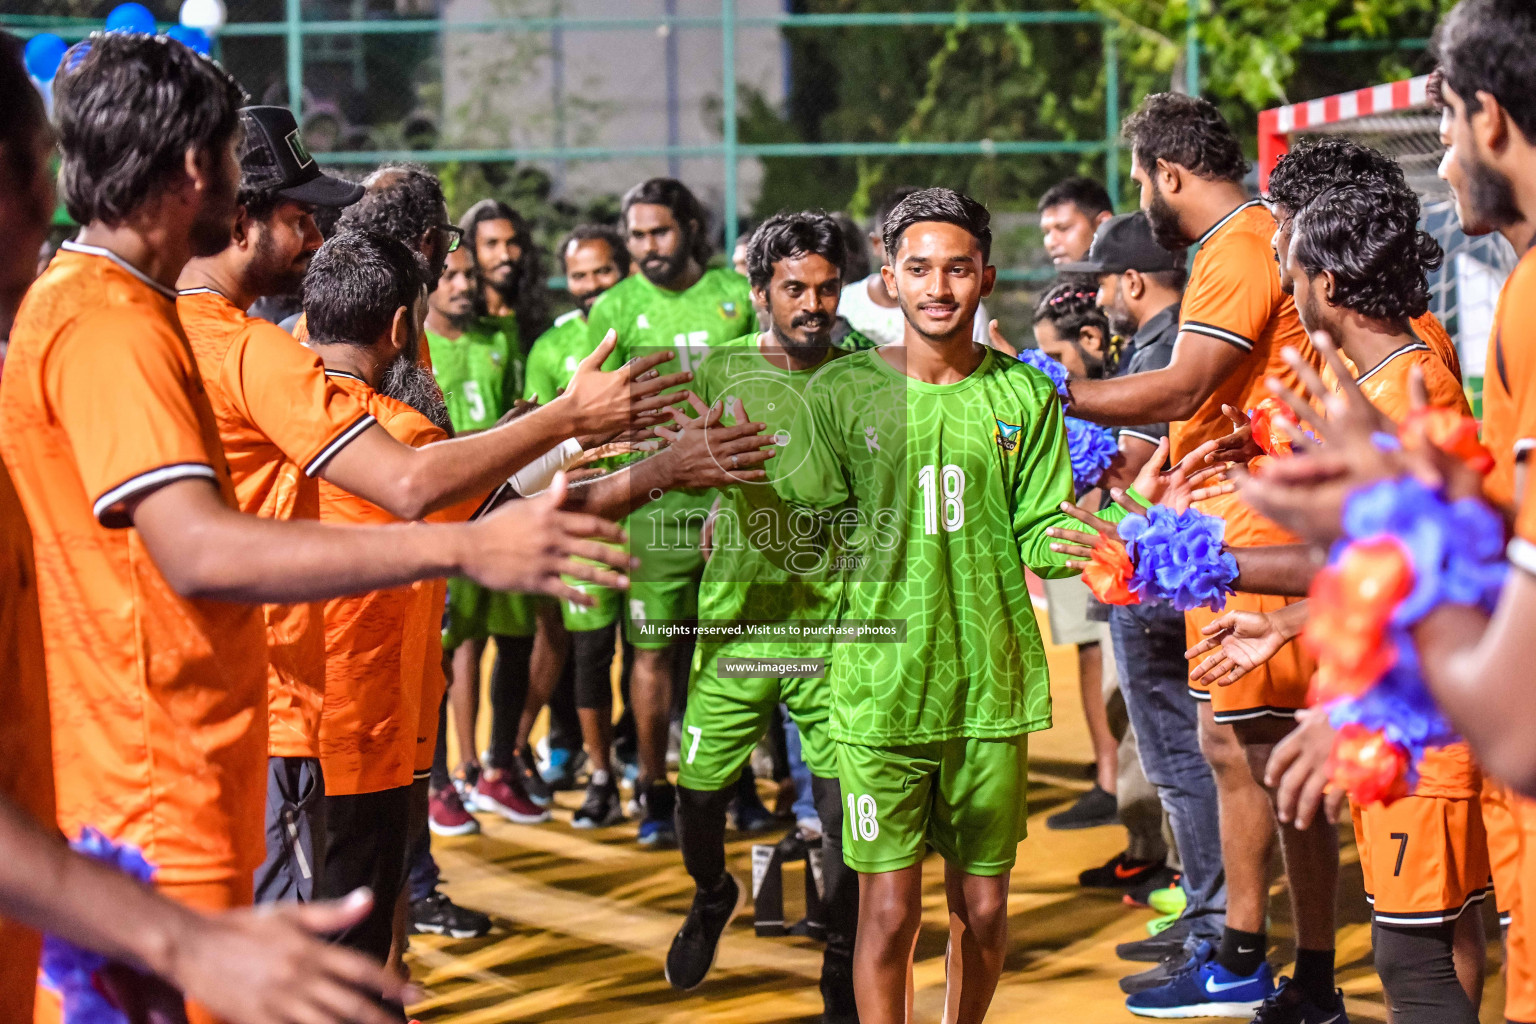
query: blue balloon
[
  {"left": 105, "top": 3, "right": 158, "bottom": 35},
  {"left": 23, "top": 33, "right": 67, "bottom": 81},
  {"left": 165, "top": 24, "right": 211, "bottom": 55}
]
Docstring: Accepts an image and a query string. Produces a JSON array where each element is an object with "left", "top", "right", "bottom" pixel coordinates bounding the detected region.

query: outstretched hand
[
  {"left": 1130, "top": 438, "right": 1234, "bottom": 511},
  {"left": 653, "top": 393, "right": 777, "bottom": 490},
  {"left": 1185, "top": 609, "right": 1287, "bottom": 686},
  {"left": 468, "top": 473, "right": 635, "bottom": 603},
  {"left": 1208, "top": 405, "right": 1261, "bottom": 465},
  {"left": 1044, "top": 488, "right": 1151, "bottom": 569},
  {"left": 1240, "top": 333, "right": 1403, "bottom": 544},
  {"left": 555, "top": 331, "right": 695, "bottom": 439},
  {"left": 167, "top": 889, "right": 422, "bottom": 1024},
  {"left": 1265, "top": 706, "right": 1348, "bottom": 830}
]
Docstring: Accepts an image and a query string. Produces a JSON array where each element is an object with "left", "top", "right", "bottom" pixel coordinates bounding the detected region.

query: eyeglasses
[{"left": 438, "top": 223, "right": 464, "bottom": 253}]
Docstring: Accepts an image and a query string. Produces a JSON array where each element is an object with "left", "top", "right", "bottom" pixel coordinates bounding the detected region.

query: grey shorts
[
  {"left": 1043, "top": 575, "right": 1100, "bottom": 648},
  {"left": 254, "top": 755, "right": 327, "bottom": 904}
]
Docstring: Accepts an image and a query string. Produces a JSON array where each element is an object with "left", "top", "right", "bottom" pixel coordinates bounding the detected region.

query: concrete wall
[{"left": 441, "top": 0, "right": 787, "bottom": 218}]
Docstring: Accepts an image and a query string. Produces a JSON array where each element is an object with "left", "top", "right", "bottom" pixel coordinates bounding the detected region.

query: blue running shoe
[
  {"left": 540, "top": 746, "right": 586, "bottom": 791},
  {"left": 637, "top": 781, "right": 678, "bottom": 849},
  {"left": 1126, "top": 940, "right": 1274, "bottom": 1019}
]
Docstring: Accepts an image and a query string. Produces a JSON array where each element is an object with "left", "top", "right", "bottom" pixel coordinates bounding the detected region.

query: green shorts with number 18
[{"left": 836, "top": 734, "right": 1030, "bottom": 876}]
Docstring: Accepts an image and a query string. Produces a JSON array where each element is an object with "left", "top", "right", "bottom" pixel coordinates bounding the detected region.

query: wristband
[
  {"left": 509, "top": 437, "right": 585, "bottom": 496},
  {"left": 1117, "top": 505, "right": 1238, "bottom": 612}
]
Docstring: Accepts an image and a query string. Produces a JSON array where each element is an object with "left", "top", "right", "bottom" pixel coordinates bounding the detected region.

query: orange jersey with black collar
[
  {"left": 0, "top": 462, "right": 55, "bottom": 1017},
  {"left": 1329, "top": 340, "right": 1472, "bottom": 423},
  {"left": 1174, "top": 201, "right": 1318, "bottom": 547},
  {"left": 1411, "top": 311, "right": 1462, "bottom": 384},
  {"left": 1481, "top": 247, "right": 1536, "bottom": 509},
  {"left": 0, "top": 242, "right": 267, "bottom": 885},
  {"left": 178, "top": 288, "right": 376, "bottom": 759},
  {"left": 315, "top": 371, "right": 482, "bottom": 795}
]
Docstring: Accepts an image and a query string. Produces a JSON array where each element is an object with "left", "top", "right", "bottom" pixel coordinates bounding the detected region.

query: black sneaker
[
  {"left": 664, "top": 873, "right": 743, "bottom": 990},
  {"left": 572, "top": 775, "right": 624, "bottom": 829},
  {"left": 639, "top": 780, "right": 678, "bottom": 848},
  {"left": 1116, "top": 917, "right": 1194, "bottom": 962},
  {"left": 1251, "top": 979, "right": 1350, "bottom": 1023},
  {"left": 1046, "top": 784, "right": 1118, "bottom": 830},
  {"left": 513, "top": 746, "right": 553, "bottom": 808},
  {"left": 410, "top": 891, "right": 492, "bottom": 939},
  {"left": 731, "top": 781, "right": 777, "bottom": 832},
  {"left": 1120, "top": 949, "right": 1195, "bottom": 995},
  {"left": 819, "top": 955, "right": 858, "bottom": 1024},
  {"left": 1079, "top": 850, "right": 1163, "bottom": 889}
]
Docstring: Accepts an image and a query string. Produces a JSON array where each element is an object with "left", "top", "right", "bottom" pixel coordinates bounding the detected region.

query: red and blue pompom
[
  {"left": 41, "top": 828, "right": 156, "bottom": 1024},
  {"left": 1117, "top": 505, "right": 1239, "bottom": 612},
  {"left": 1312, "top": 478, "right": 1507, "bottom": 804},
  {"left": 1066, "top": 417, "right": 1118, "bottom": 495}
]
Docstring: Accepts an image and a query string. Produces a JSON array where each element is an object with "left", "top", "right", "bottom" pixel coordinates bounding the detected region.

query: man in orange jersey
[
  {"left": 1188, "top": 183, "right": 1489, "bottom": 1024},
  {"left": 304, "top": 232, "right": 475, "bottom": 965},
  {"left": 0, "top": 37, "right": 651, "bottom": 1024},
  {"left": 1264, "top": 136, "right": 1464, "bottom": 384},
  {"left": 1239, "top": 4, "right": 1536, "bottom": 1022},
  {"left": 296, "top": 228, "right": 782, "bottom": 961},
  {"left": 0, "top": 31, "right": 472, "bottom": 1024},
  {"left": 176, "top": 105, "right": 691, "bottom": 905},
  {"left": 1026, "top": 94, "right": 1341, "bottom": 1018}
]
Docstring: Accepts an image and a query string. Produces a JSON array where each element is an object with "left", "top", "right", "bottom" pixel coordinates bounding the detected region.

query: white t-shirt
[{"left": 839, "top": 274, "right": 992, "bottom": 347}]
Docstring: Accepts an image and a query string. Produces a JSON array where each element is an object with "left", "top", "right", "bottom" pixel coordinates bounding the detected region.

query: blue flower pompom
[
  {"left": 1066, "top": 417, "right": 1117, "bottom": 495},
  {"left": 1118, "top": 505, "right": 1238, "bottom": 612},
  {"left": 41, "top": 828, "right": 156, "bottom": 1024},
  {"left": 1341, "top": 478, "right": 1508, "bottom": 620},
  {"left": 1016, "top": 348, "right": 1070, "bottom": 401}
]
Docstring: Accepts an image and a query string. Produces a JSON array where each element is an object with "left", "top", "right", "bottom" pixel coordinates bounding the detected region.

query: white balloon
[{"left": 179, "top": 0, "right": 227, "bottom": 34}]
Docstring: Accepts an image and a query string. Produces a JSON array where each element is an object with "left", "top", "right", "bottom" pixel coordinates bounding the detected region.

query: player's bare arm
[
  {"left": 320, "top": 334, "right": 687, "bottom": 520},
  {"left": 1413, "top": 588, "right": 1536, "bottom": 795},
  {"left": 560, "top": 393, "right": 776, "bottom": 521},
  {"left": 128, "top": 473, "right": 633, "bottom": 608},
  {"left": 1064, "top": 329, "right": 1252, "bottom": 426},
  {"left": 0, "top": 796, "right": 413, "bottom": 1024}
]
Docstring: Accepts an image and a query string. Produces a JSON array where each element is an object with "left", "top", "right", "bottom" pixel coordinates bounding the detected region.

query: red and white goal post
[{"left": 1259, "top": 75, "right": 1518, "bottom": 411}]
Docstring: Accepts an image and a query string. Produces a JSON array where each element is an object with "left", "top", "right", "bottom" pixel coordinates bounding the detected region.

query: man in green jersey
[
  {"left": 520, "top": 224, "right": 634, "bottom": 827},
  {"left": 663, "top": 212, "right": 860, "bottom": 1020},
  {"left": 462, "top": 197, "right": 551, "bottom": 343},
  {"left": 768, "top": 189, "right": 1131, "bottom": 1023},
  {"left": 591, "top": 178, "right": 757, "bottom": 846},
  {"left": 423, "top": 243, "right": 549, "bottom": 824}
]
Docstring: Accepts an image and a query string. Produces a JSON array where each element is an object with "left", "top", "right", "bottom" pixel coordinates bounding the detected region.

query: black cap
[
  {"left": 1058, "top": 212, "right": 1185, "bottom": 275},
  {"left": 238, "top": 106, "right": 363, "bottom": 208}
]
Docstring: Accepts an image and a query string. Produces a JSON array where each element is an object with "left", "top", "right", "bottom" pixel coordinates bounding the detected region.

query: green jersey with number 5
[
  {"left": 426, "top": 317, "right": 524, "bottom": 433},
  {"left": 776, "top": 347, "right": 1119, "bottom": 745}
]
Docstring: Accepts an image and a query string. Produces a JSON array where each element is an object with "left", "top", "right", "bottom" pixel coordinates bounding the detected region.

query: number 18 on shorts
[{"left": 835, "top": 734, "right": 1030, "bottom": 877}]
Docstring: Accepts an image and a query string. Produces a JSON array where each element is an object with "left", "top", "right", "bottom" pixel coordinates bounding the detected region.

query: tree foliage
[{"left": 746, "top": 0, "right": 1453, "bottom": 222}]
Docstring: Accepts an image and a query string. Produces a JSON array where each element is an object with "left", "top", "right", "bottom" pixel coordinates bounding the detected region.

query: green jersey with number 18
[
  {"left": 426, "top": 317, "right": 524, "bottom": 433},
  {"left": 777, "top": 347, "right": 1115, "bottom": 746},
  {"left": 589, "top": 267, "right": 757, "bottom": 565}
]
